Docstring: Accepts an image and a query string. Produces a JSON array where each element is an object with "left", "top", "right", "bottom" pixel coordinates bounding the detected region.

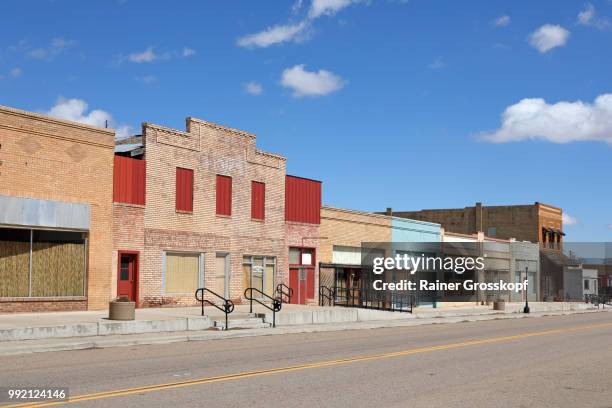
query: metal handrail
[
  {"left": 319, "top": 285, "right": 334, "bottom": 306},
  {"left": 244, "top": 287, "right": 282, "bottom": 327},
  {"left": 330, "top": 287, "right": 413, "bottom": 313},
  {"left": 195, "top": 287, "right": 235, "bottom": 330},
  {"left": 276, "top": 283, "right": 293, "bottom": 304}
]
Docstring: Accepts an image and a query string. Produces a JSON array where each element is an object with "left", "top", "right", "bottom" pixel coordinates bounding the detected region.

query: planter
[
  {"left": 493, "top": 300, "right": 506, "bottom": 311},
  {"left": 109, "top": 300, "right": 135, "bottom": 320}
]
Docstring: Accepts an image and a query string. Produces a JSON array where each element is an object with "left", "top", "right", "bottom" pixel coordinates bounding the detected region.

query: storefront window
[
  {"left": 243, "top": 256, "right": 275, "bottom": 296},
  {"left": 0, "top": 227, "right": 87, "bottom": 298}
]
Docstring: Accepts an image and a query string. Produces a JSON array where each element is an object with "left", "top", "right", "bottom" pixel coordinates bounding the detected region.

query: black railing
[
  {"left": 276, "top": 283, "right": 293, "bottom": 304},
  {"left": 244, "top": 287, "right": 282, "bottom": 328},
  {"left": 333, "top": 287, "right": 413, "bottom": 313},
  {"left": 586, "top": 294, "right": 611, "bottom": 308},
  {"left": 195, "top": 287, "right": 235, "bottom": 330},
  {"left": 319, "top": 285, "right": 334, "bottom": 306}
]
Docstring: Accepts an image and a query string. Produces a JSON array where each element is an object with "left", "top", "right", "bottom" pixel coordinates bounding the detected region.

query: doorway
[
  {"left": 215, "top": 253, "right": 229, "bottom": 298},
  {"left": 117, "top": 251, "right": 139, "bottom": 305}
]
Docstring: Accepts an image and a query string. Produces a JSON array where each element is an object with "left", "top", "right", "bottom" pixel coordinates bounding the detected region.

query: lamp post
[{"left": 523, "top": 266, "right": 530, "bottom": 314}]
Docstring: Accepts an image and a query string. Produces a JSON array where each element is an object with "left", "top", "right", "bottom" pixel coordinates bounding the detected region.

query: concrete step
[{"left": 212, "top": 317, "right": 271, "bottom": 331}]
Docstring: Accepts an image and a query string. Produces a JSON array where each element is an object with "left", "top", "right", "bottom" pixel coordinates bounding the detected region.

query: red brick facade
[{"left": 113, "top": 117, "right": 321, "bottom": 307}]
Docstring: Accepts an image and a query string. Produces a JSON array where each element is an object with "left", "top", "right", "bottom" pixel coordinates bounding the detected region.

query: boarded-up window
[
  {"left": 214, "top": 254, "right": 227, "bottom": 296},
  {"left": 251, "top": 181, "right": 265, "bottom": 220},
  {"left": 0, "top": 228, "right": 31, "bottom": 297},
  {"left": 113, "top": 156, "right": 146, "bottom": 205},
  {"left": 31, "top": 230, "right": 86, "bottom": 297},
  {"left": 216, "top": 175, "right": 232, "bottom": 216},
  {"left": 176, "top": 168, "right": 194, "bottom": 212},
  {"left": 165, "top": 253, "right": 200, "bottom": 293}
]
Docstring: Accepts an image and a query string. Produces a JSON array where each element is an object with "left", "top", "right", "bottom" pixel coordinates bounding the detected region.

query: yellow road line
[{"left": 4, "top": 321, "right": 612, "bottom": 408}]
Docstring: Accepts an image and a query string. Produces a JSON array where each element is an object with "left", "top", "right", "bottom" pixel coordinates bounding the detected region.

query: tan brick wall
[
  {"left": 320, "top": 206, "right": 391, "bottom": 264},
  {"left": 114, "top": 117, "right": 300, "bottom": 306},
  {"left": 0, "top": 105, "right": 115, "bottom": 312},
  {"left": 391, "top": 202, "right": 563, "bottom": 246}
]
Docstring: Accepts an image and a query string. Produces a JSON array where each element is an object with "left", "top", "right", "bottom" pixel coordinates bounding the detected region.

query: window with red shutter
[
  {"left": 216, "top": 175, "right": 232, "bottom": 216},
  {"left": 176, "top": 168, "right": 193, "bottom": 212},
  {"left": 251, "top": 181, "right": 265, "bottom": 220}
]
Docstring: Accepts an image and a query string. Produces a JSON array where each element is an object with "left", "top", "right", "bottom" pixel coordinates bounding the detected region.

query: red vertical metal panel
[
  {"left": 216, "top": 175, "right": 232, "bottom": 216},
  {"left": 113, "top": 156, "right": 145, "bottom": 205},
  {"left": 251, "top": 181, "right": 265, "bottom": 220},
  {"left": 285, "top": 175, "right": 321, "bottom": 224},
  {"left": 176, "top": 167, "right": 194, "bottom": 212}
]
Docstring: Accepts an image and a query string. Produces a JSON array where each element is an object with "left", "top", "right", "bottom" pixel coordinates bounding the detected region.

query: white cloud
[
  {"left": 493, "top": 15, "right": 510, "bottom": 27},
  {"left": 9, "top": 67, "right": 22, "bottom": 78},
  {"left": 608, "top": 224, "right": 612, "bottom": 229},
  {"left": 578, "top": 3, "right": 595, "bottom": 25},
  {"left": 244, "top": 81, "right": 263, "bottom": 95},
  {"left": 563, "top": 213, "right": 578, "bottom": 226},
  {"left": 308, "top": 0, "right": 356, "bottom": 18},
  {"left": 237, "top": 0, "right": 363, "bottom": 48},
  {"left": 479, "top": 93, "right": 612, "bottom": 144},
  {"left": 182, "top": 47, "right": 196, "bottom": 57},
  {"left": 577, "top": 3, "right": 611, "bottom": 30},
  {"left": 10, "top": 37, "right": 75, "bottom": 60},
  {"left": 291, "top": 0, "right": 304, "bottom": 15},
  {"left": 237, "top": 21, "right": 310, "bottom": 48},
  {"left": 529, "top": 24, "right": 570, "bottom": 53},
  {"left": 45, "top": 97, "right": 132, "bottom": 139},
  {"left": 127, "top": 47, "right": 170, "bottom": 63},
  {"left": 281, "top": 64, "right": 345, "bottom": 97}
]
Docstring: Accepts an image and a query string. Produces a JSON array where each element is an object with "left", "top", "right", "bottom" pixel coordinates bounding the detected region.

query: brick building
[
  {"left": 113, "top": 117, "right": 321, "bottom": 307},
  {"left": 384, "top": 202, "right": 564, "bottom": 249},
  {"left": 0, "top": 105, "right": 115, "bottom": 312}
]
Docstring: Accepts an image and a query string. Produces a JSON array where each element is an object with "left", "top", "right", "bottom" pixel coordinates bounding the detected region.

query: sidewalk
[{"left": 0, "top": 302, "right": 607, "bottom": 356}]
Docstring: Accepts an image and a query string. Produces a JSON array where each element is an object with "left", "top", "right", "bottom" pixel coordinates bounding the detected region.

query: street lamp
[{"left": 523, "top": 266, "right": 530, "bottom": 314}]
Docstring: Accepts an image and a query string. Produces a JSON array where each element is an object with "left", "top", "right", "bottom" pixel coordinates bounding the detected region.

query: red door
[
  {"left": 117, "top": 252, "right": 138, "bottom": 304},
  {"left": 289, "top": 268, "right": 302, "bottom": 304}
]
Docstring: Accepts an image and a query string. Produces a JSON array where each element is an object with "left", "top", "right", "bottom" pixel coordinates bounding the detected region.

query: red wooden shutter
[
  {"left": 216, "top": 175, "right": 232, "bottom": 216},
  {"left": 113, "top": 156, "right": 146, "bottom": 205},
  {"left": 176, "top": 168, "right": 193, "bottom": 212},
  {"left": 251, "top": 181, "right": 265, "bottom": 220}
]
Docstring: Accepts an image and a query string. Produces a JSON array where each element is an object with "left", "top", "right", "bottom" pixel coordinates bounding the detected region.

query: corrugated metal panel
[
  {"left": 216, "top": 175, "right": 232, "bottom": 216},
  {"left": 251, "top": 181, "right": 265, "bottom": 220},
  {"left": 285, "top": 175, "right": 321, "bottom": 224},
  {"left": 0, "top": 195, "right": 90, "bottom": 230},
  {"left": 176, "top": 168, "right": 194, "bottom": 212},
  {"left": 113, "top": 156, "right": 146, "bottom": 205}
]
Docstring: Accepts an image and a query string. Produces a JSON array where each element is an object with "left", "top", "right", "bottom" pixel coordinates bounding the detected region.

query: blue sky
[{"left": 1, "top": 0, "right": 611, "bottom": 241}]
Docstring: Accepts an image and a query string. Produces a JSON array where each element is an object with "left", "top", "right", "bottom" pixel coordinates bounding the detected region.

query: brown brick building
[
  {"left": 0, "top": 105, "right": 115, "bottom": 312},
  {"left": 384, "top": 202, "right": 564, "bottom": 249},
  {"left": 113, "top": 117, "right": 321, "bottom": 307}
]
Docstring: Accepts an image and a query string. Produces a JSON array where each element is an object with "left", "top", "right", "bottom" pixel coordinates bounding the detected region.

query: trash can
[
  {"left": 493, "top": 299, "right": 506, "bottom": 311},
  {"left": 109, "top": 296, "right": 135, "bottom": 320}
]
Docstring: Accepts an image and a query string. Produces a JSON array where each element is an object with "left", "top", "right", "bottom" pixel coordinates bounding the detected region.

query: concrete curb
[{"left": 1, "top": 308, "right": 609, "bottom": 356}]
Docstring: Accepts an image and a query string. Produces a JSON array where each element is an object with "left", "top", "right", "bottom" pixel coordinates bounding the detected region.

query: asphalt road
[{"left": 2, "top": 311, "right": 612, "bottom": 408}]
